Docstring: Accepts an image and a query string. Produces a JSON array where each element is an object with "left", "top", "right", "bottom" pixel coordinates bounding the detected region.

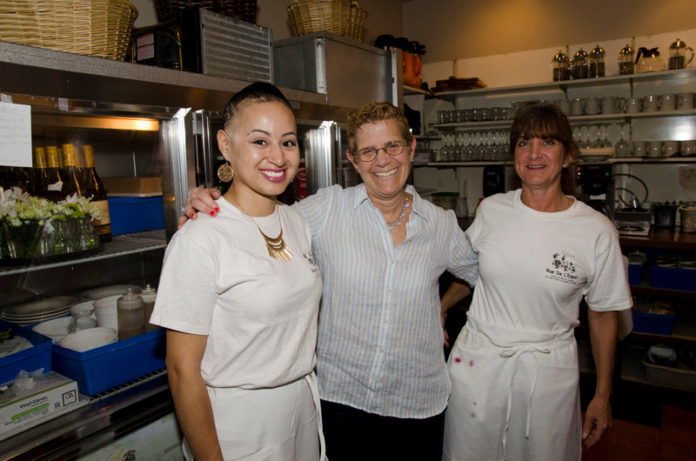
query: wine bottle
[
  {"left": 82, "top": 145, "right": 112, "bottom": 242},
  {"left": 60, "top": 143, "right": 83, "bottom": 197},
  {"left": 33, "top": 147, "right": 49, "bottom": 195},
  {"left": 44, "top": 145, "right": 66, "bottom": 201}
]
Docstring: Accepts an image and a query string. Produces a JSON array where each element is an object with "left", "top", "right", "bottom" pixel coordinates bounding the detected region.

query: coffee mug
[
  {"left": 661, "top": 140, "right": 680, "bottom": 157},
  {"left": 585, "top": 97, "right": 601, "bottom": 115},
  {"left": 632, "top": 141, "right": 646, "bottom": 156},
  {"left": 625, "top": 97, "right": 642, "bottom": 113},
  {"left": 659, "top": 93, "right": 677, "bottom": 112},
  {"left": 682, "top": 140, "right": 696, "bottom": 156},
  {"left": 677, "top": 92, "right": 695, "bottom": 111},
  {"left": 647, "top": 141, "right": 662, "bottom": 157},
  {"left": 557, "top": 98, "right": 571, "bottom": 115},
  {"left": 642, "top": 95, "right": 660, "bottom": 112},
  {"left": 571, "top": 98, "right": 584, "bottom": 116},
  {"left": 601, "top": 96, "right": 621, "bottom": 114}
]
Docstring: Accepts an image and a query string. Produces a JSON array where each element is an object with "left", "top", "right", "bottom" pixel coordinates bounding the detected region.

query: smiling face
[
  {"left": 217, "top": 100, "right": 299, "bottom": 213},
  {"left": 346, "top": 119, "right": 416, "bottom": 202},
  {"left": 514, "top": 135, "right": 570, "bottom": 193}
]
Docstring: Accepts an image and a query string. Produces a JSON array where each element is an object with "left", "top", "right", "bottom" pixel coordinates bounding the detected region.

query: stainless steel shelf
[{"left": 0, "top": 229, "right": 167, "bottom": 276}]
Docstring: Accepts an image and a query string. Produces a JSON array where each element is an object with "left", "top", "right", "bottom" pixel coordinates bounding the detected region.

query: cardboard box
[
  {"left": 0, "top": 371, "right": 79, "bottom": 437},
  {"left": 102, "top": 177, "right": 162, "bottom": 197}
]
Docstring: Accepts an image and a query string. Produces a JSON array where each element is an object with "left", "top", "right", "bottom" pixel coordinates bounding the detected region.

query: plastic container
[
  {"left": 107, "top": 196, "right": 165, "bottom": 235},
  {"left": 51, "top": 328, "right": 165, "bottom": 395},
  {"left": 0, "top": 319, "right": 52, "bottom": 384},
  {"left": 650, "top": 265, "right": 696, "bottom": 291},
  {"left": 141, "top": 284, "right": 158, "bottom": 333},
  {"left": 117, "top": 288, "right": 145, "bottom": 340},
  {"left": 628, "top": 263, "right": 643, "bottom": 286},
  {"left": 632, "top": 311, "right": 675, "bottom": 335},
  {"left": 93, "top": 295, "right": 120, "bottom": 331},
  {"left": 642, "top": 359, "right": 696, "bottom": 391}
]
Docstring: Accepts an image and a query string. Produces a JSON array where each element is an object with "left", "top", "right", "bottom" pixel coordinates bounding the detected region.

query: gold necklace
[{"left": 228, "top": 195, "right": 294, "bottom": 262}]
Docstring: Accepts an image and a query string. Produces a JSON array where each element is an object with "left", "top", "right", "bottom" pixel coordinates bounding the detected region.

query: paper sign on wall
[{"left": 0, "top": 101, "right": 32, "bottom": 167}]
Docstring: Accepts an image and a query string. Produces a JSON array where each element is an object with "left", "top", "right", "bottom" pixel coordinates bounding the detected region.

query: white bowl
[
  {"left": 32, "top": 316, "right": 72, "bottom": 342},
  {"left": 59, "top": 327, "right": 118, "bottom": 352},
  {"left": 93, "top": 295, "right": 120, "bottom": 331},
  {"left": 70, "top": 301, "right": 95, "bottom": 318}
]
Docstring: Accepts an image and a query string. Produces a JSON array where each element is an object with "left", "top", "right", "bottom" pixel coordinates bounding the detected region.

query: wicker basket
[
  {"left": 155, "top": 0, "right": 257, "bottom": 24},
  {"left": 0, "top": 0, "right": 137, "bottom": 61},
  {"left": 287, "top": 0, "right": 367, "bottom": 42}
]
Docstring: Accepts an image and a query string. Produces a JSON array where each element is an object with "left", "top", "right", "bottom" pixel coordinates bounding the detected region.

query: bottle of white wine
[
  {"left": 82, "top": 145, "right": 112, "bottom": 242},
  {"left": 60, "top": 143, "right": 83, "bottom": 197},
  {"left": 33, "top": 147, "right": 49, "bottom": 195},
  {"left": 43, "top": 145, "right": 66, "bottom": 202}
]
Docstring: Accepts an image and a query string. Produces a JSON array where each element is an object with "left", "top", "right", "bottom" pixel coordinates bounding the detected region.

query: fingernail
[
  {"left": 209, "top": 210, "right": 216, "bottom": 216},
  {"left": 214, "top": 207, "right": 220, "bottom": 213}
]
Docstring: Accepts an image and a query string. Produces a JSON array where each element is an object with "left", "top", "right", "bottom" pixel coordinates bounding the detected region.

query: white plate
[
  {"left": 1, "top": 296, "right": 77, "bottom": 322},
  {"left": 80, "top": 285, "right": 142, "bottom": 301},
  {"left": 59, "top": 327, "right": 118, "bottom": 352}
]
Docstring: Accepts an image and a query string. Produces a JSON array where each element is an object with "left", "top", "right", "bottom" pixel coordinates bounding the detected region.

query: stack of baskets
[
  {"left": 155, "top": 0, "right": 257, "bottom": 24},
  {"left": 0, "top": 0, "right": 137, "bottom": 61},
  {"left": 287, "top": 0, "right": 367, "bottom": 42}
]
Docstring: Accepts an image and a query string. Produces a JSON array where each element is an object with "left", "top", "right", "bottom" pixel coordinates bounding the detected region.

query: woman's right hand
[{"left": 179, "top": 187, "right": 222, "bottom": 228}]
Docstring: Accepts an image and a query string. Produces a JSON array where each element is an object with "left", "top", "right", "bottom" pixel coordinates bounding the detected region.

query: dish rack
[
  {"left": 287, "top": 0, "right": 367, "bottom": 42},
  {"left": 0, "top": 0, "right": 137, "bottom": 61}
]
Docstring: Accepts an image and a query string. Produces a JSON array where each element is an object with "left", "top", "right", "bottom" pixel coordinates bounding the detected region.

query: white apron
[
  {"left": 443, "top": 316, "right": 582, "bottom": 461},
  {"left": 183, "top": 373, "right": 326, "bottom": 461}
]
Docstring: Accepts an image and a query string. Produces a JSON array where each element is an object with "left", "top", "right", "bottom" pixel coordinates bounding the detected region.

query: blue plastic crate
[
  {"left": 628, "top": 263, "right": 643, "bottom": 286},
  {"left": 650, "top": 265, "right": 696, "bottom": 291},
  {"left": 51, "top": 328, "right": 165, "bottom": 395},
  {"left": 0, "top": 319, "right": 52, "bottom": 384},
  {"left": 632, "top": 311, "right": 675, "bottom": 335},
  {"left": 107, "top": 196, "right": 165, "bottom": 236}
]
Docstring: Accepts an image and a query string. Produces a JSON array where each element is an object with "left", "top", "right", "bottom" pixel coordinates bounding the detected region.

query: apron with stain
[{"left": 443, "top": 316, "right": 582, "bottom": 461}]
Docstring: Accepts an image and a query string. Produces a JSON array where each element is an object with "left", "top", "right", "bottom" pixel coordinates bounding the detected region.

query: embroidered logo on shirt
[
  {"left": 545, "top": 252, "right": 578, "bottom": 284},
  {"left": 303, "top": 250, "right": 320, "bottom": 273}
]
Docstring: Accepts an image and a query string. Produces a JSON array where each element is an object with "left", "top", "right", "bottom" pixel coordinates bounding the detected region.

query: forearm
[
  {"left": 169, "top": 367, "right": 223, "bottom": 461},
  {"left": 441, "top": 279, "right": 471, "bottom": 318},
  {"left": 587, "top": 309, "right": 618, "bottom": 399}
]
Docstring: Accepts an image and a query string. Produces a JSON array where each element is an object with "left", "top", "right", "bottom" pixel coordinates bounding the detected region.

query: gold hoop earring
[{"left": 217, "top": 162, "right": 234, "bottom": 182}]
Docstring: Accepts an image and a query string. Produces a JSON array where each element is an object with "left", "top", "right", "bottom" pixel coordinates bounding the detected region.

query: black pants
[{"left": 321, "top": 400, "right": 445, "bottom": 461}]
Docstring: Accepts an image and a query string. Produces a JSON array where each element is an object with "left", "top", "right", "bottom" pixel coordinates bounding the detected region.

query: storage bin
[
  {"left": 650, "top": 265, "right": 696, "bottom": 291},
  {"left": 107, "top": 196, "right": 165, "bottom": 236},
  {"left": 0, "top": 319, "right": 52, "bottom": 384},
  {"left": 642, "top": 359, "right": 696, "bottom": 391},
  {"left": 628, "top": 262, "right": 643, "bottom": 285},
  {"left": 632, "top": 311, "right": 675, "bottom": 335},
  {"left": 52, "top": 328, "right": 165, "bottom": 395}
]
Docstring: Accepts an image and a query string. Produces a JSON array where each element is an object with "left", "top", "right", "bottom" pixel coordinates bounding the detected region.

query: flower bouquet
[{"left": 0, "top": 187, "right": 102, "bottom": 263}]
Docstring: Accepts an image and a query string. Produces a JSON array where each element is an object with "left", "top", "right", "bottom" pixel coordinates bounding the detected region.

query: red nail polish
[
  {"left": 209, "top": 210, "right": 216, "bottom": 216},
  {"left": 215, "top": 207, "right": 220, "bottom": 213}
]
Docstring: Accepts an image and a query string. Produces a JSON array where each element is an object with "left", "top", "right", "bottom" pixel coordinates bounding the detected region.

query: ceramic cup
[
  {"left": 659, "top": 93, "right": 677, "bottom": 112},
  {"left": 632, "top": 141, "right": 646, "bottom": 156},
  {"left": 677, "top": 92, "right": 695, "bottom": 111},
  {"left": 681, "top": 140, "right": 696, "bottom": 156},
  {"left": 601, "top": 96, "right": 621, "bottom": 114},
  {"left": 625, "top": 97, "right": 642, "bottom": 113},
  {"left": 571, "top": 98, "right": 584, "bottom": 116},
  {"left": 647, "top": 141, "right": 662, "bottom": 157},
  {"left": 585, "top": 97, "right": 601, "bottom": 115},
  {"left": 661, "top": 140, "right": 680, "bottom": 157},
  {"left": 642, "top": 95, "right": 660, "bottom": 112},
  {"left": 93, "top": 295, "right": 120, "bottom": 331},
  {"left": 557, "top": 98, "right": 571, "bottom": 115}
]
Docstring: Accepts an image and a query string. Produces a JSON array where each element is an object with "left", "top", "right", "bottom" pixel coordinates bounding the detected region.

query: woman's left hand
[{"left": 582, "top": 395, "right": 612, "bottom": 448}]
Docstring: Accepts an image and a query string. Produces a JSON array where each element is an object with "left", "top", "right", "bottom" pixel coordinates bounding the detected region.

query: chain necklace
[
  {"left": 385, "top": 193, "right": 411, "bottom": 231},
  {"left": 229, "top": 196, "right": 293, "bottom": 262}
]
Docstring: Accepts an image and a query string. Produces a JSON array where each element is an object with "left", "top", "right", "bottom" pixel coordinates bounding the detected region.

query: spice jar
[
  {"left": 618, "top": 44, "right": 634, "bottom": 75},
  {"left": 571, "top": 48, "right": 589, "bottom": 79},
  {"left": 589, "top": 44, "right": 606, "bottom": 78},
  {"left": 552, "top": 50, "right": 570, "bottom": 81}
]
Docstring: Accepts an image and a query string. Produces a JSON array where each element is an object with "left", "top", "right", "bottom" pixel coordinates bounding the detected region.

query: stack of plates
[{"left": 1, "top": 296, "right": 78, "bottom": 325}]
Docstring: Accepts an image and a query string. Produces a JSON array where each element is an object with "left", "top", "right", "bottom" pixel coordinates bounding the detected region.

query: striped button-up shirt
[{"left": 294, "top": 184, "right": 478, "bottom": 418}]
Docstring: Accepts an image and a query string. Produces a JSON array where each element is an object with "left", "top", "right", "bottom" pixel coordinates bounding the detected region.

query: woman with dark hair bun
[{"left": 443, "top": 102, "right": 631, "bottom": 461}]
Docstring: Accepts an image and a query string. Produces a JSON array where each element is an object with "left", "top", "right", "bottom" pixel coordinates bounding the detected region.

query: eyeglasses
[{"left": 355, "top": 140, "right": 408, "bottom": 162}]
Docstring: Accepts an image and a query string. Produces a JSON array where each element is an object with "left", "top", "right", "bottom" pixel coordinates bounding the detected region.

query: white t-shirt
[
  {"left": 466, "top": 189, "right": 632, "bottom": 336},
  {"left": 150, "top": 198, "right": 323, "bottom": 389}
]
